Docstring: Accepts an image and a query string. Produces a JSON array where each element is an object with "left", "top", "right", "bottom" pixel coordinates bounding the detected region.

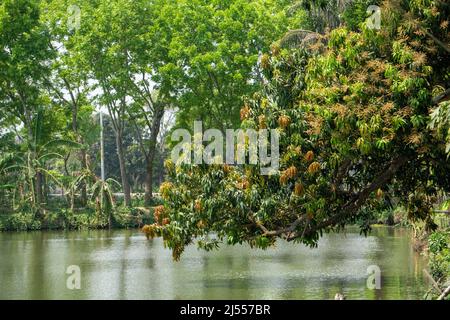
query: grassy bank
[
  {"left": 0, "top": 192, "right": 163, "bottom": 232},
  {"left": 0, "top": 205, "right": 158, "bottom": 232}
]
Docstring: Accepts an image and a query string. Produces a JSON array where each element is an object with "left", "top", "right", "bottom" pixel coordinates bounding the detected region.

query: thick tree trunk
[{"left": 116, "top": 133, "right": 132, "bottom": 207}]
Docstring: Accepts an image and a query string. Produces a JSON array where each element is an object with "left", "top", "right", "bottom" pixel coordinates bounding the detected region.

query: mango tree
[{"left": 145, "top": 0, "right": 450, "bottom": 260}]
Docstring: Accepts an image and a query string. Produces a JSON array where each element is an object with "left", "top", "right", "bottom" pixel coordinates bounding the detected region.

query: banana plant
[
  {"left": 63, "top": 168, "right": 94, "bottom": 211},
  {"left": 0, "top": 153, "right": 30, "bottom": 210},
  {"left": 0, "top": 153, "right": 17, "bottom": 210},
  {"left": 1, "top": 143, "right": 79, "bottom": 212},
  {"left": 0, "top": 108, "right": 81, "bottom": 215},
  {"left": 91, "top": 177, "right": 121, "bottom": 228}
]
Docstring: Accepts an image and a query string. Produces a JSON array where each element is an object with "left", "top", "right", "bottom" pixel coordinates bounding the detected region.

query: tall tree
[
  {"left": 131, "top": 0, "right": 297, "bottom": 203},
  {"left": 67, "top": 0, "right": 144, "bottom": 206},
  {"left": 152, "top": 0, "right": 293, "bottom": 132},
  {"left": 41, "top": 0, "right": 94, "bottom": 206},
  {"left": 0, "top": 0, "right": 54, "bottom": 212},
  {"left": 68, "top": 0, "right": 180, "bottom": 206}
]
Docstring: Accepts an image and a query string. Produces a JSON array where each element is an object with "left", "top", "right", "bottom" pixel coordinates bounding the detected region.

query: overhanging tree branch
[{"left": 285, "top": 154, "right": 413, "bottom": 241}]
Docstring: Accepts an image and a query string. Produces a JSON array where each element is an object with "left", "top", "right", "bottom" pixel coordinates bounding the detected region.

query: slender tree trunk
[
  {"left": 132, "top": 175, "right": 140, "bottom": 193},
  {"left": 35, "top": 171, "right": 43, "bottom": 207},
  {"left": 72, "top": 104, "right": 88, "bottom": 207},
  {"left": 116, "top": 132, "right": 132, "bottom": 207},
  {"left": 19, "top": 185, "right": 24, "bottom": 202},
  {"left": 70, "top": 188, "right": 75, "bottom": 211},
  {"left": 42, "top": 173, "right": 48, "bottom": 203},
  {"left": 34, "top": 171, "right": 46, "bottom": 220},
  {"left": 79, "top": 148, "right": 88, "bottom": 206},
  {"left": 26, "top": 119, "right": 37, "bottom": 209},
  {"left": 144, "top": 155, "right": 155, "bottom": 205},
  {"left": 144, "top": 106, "right": 164, "bottom": 205}
]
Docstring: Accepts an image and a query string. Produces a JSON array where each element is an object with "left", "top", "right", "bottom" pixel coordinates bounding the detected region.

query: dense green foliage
[
  {"left": 149, "top": 0, "right": 450, "bottom": 260},
  {"left": 1, "top": 3, "right": 450, "bottom": 301},
  {"left": 1, "top": 0, "right": 450, "bottom": 301},
  {"left": 157, "top": 0, "right": 292, "bottom": 131},
  {"left": 427, "top": 229, "right": 450, "bottom": 299},
  {"left": 0, "top": 0, "right": 302, "bottom": 229}
]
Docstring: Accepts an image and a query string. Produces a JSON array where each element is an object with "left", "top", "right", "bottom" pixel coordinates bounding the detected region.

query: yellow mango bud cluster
[{"left": 280, "top": 166, "right": 298, "bottom": 185}]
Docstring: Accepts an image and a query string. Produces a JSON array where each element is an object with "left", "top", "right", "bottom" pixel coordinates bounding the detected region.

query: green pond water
[{"left": 0, "top": 227, "right": 427, "bottom": 300}]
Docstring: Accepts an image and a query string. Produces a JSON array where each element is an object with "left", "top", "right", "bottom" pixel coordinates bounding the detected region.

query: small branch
[
  {"left": 257, "top": 216, "right": 307, "bottom": 237},
  {"left": 42, "top": 75, "right": 69, "bottom": 105}
]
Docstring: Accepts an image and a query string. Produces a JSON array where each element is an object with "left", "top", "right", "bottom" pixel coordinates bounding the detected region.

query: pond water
[{"left": 0, "top": 227, "right": 427, "bottom": 300}]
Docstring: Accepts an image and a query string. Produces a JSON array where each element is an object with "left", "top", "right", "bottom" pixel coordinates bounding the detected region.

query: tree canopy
[{"left": 146, "top": 0, "right": 450, "bottom": 260}]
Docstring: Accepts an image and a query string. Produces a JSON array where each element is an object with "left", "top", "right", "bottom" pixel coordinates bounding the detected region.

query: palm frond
[
  {"left": 3, "top": 164, "right": 31, "bottom": 173},
  {"left": 39, "top": 168, "right": 64, "bottom": 188},
  {"left": 278, "top": 29, "right": 322, "bottom": 49},
  {"left": 40, "top": 139, "right": 82, "bottom": 153},
  {"left": 0, "top": 153, "right": 24, "bottom": 172},
  {"left": 105, "top": 178, "right": 122, "bottom": 190},
  {"left": 90, "top": 180, "right": 103, "bottom": 201},
  {"left": 38, "top": 152, "right": 64, "bottom": 163},
  {"left": 71, "top": 170, "right": 94, "bottom": 190}
]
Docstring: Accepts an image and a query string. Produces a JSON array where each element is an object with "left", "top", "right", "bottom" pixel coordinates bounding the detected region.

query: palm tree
[{"left": 287, "top": 0, "right": 350, "bottom": 32}]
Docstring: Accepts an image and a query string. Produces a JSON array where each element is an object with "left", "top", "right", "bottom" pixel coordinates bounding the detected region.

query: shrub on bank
[
  {"left": 0, "top": 213, "right": 41, "bottom": 231},
  {"left": 429, "top": 231, "right": 450, "bottom": 281},
  {"left": 424, "top": 230, "right": 450, "bottom": 300}
]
